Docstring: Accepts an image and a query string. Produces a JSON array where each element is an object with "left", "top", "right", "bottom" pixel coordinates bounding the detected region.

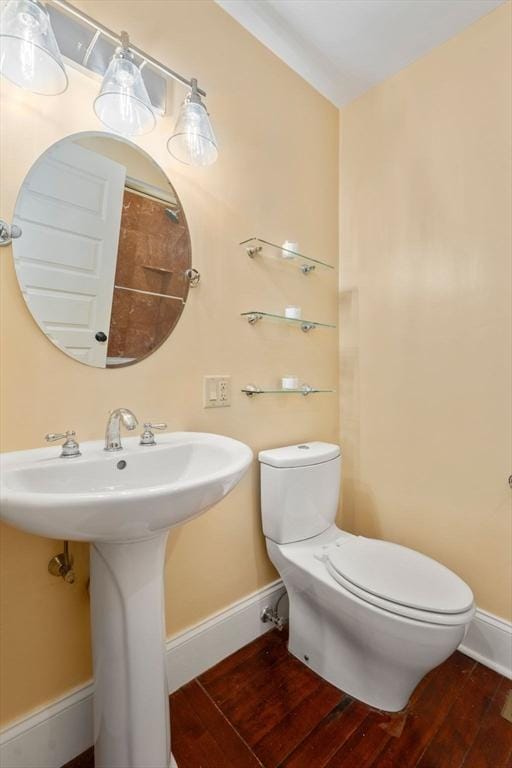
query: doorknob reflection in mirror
[{"left": 95, "top": 331, "right": 108, "bottom": 343}]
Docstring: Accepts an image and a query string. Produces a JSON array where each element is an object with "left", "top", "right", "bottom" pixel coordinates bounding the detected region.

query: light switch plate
[{"left": 204, "top": 376, "right": 231, "bottom": 408}]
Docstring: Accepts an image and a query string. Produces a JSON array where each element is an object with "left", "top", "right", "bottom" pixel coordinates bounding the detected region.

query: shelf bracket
[
  {"left": 247, "top": 313, "right": 263, "bottom": 325},
  {"left": 185, "top": 268, "right": 201, "bottom": 287},
  {"left": 300, "top": 264, "right": 316, "bottom": 275},
  {"left": 242, "top": 384, "right": 262, "bottom": 397},
  {"left": 0, "top": 219, "right": 22, "bottom": 247},
  {"left": 300, "top": 323, "right": 315, "bottom": 332},
  {"left": 241, "top": 384, "right": 320, "bottom": 397},
  {"left": 246, "top": 246, "right": 263, "bottom": 258}
]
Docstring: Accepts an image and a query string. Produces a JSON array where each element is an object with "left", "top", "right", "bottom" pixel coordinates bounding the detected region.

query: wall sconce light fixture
[
  {"left": 0, "top": 0, "right": 68, "bottom": 94},
  {"left": 0, "top": 0, "right": 218, "bottom": 165},
  {"left": 168, "top": 78, "right": 218, "bottom": 167},
  {"left": 94, "top": 31, "right": 155, "bottom": 137}
]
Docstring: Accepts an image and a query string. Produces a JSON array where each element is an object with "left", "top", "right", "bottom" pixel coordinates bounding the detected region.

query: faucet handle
[
  {"left": 140, "top": 423, "right": 167, "bottom": 446},
  {"left": 45, "top": 430, "right": 81, "bottom": 458}
]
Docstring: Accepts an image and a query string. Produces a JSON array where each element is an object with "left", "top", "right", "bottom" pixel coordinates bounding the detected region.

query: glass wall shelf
[
  {"left": 240, "top": 237, "right": 334, "bottom": 274},
  {"left": 242, "top": 384, "right": 335, "bottom": 397},
  {"left": 241, "top": 311, "right": 336, "bottom": 332}
]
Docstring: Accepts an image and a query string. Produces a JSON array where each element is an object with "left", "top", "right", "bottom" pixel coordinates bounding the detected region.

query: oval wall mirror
[{"left": 12, "top": 131, "right": 192, "bottom": 368}]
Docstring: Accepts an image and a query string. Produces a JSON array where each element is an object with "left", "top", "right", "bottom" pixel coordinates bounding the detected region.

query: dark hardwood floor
[{"left": 63, "top": 629, "right": 512, "bottom": 768}]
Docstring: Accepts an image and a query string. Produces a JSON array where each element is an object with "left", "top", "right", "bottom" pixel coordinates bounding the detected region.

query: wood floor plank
[
  {"left": 370, "top": 652, "right": 477, "bottom": 768},
  {"left": 252, "top": 679, "right": 343, "bottom": 767},
  {"left": 61, "top": 634, "right": 512, "bottom": 768},
  {"left": 170, "top": 688, "right": 233, "bottom": 768},
  {"left": 219, "top": 655, "right": 323, "bottom": 746},
  {"left": 199, "top": 629, "right": 287, "bottom": 688},
  {"left": 201, "top": 632, "right": 289, "bottom": 709},
  {"left": 317, "top": 666, "right": 434, "bottom": 768},
  {"left": 182, "top": 680, "right": 262, "bottom": 768},
  {"left": 460, "top": 677, "right": 512, "bottom": 768},
  {"left": 324, "top": 710, "right": 393, "bottom": 768},
  {"left": 281, "top": 698, "right": 370, "bottom": 768},
  {"left": 61, "top": 747, "right": 94, "bottom": 768},
  {"left": 416, "top": 663, "right": 502, "bottom": 768},
  {"left": 280, "top": 641, "right": 436, "bottom": 768}
]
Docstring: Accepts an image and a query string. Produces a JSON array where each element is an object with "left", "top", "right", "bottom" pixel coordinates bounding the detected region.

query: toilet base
[
  {"left": 267, "top": 533, "right": 470, "bottom": 712},
  {"left": 288, "top": 584, "right": 466, "bottom": 712}
]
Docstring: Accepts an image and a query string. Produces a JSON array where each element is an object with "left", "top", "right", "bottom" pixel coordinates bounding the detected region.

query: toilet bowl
[{"left": 259, "top": 442, "right": 475, "bottom": 712}]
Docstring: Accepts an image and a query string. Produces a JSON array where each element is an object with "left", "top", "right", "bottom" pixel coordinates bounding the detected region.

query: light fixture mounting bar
[{"left": 48, "top": 0, "right": 207, "bottom": 96}]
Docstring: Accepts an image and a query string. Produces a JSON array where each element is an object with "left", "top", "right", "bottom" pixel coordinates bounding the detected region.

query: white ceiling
[{"left": 215, "top": 0, "right": 506, "bottom": 106}]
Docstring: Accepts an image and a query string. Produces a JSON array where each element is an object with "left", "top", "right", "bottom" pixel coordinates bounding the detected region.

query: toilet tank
[{"left": 259, "top": 442, "right": 341, "bottom": 544}]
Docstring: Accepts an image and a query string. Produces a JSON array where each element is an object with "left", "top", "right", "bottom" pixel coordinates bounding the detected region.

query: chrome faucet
[
  {"left": 105, "top": 408, "right": 138, "bottom": 451},
  {"left": 45, "top": 430, "right": 81, "bottom": 458}
]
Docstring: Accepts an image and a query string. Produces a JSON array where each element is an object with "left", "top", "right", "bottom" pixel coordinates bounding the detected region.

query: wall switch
[{"left": 204, "top": 376, "right": 231, "bottom": 408}]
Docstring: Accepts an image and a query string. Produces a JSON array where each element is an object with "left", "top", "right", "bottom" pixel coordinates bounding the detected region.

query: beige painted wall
[
  {"left": 339, "top": 4, "right": 512, "bottom": 620},
  {"left": 1, "top": 0, "right": 510, "bottom": 731},
  {"left": 0, "top": 0, "right": 339, "bottom": 724}
]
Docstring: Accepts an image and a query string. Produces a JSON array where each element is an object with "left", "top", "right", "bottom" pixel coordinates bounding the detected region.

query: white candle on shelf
[
  {"left": 281, "top": 376, "right": 299, "bottom": 390},
  {"left": 281, "top": 241, "right": 299, "bottom": 259}
]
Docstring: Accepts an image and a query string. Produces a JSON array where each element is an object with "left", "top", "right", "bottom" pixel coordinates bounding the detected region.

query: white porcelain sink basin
[
  {"left": 0, "top": 430, "right": 253, "bottom": 768},
  {"left": 0, "top": 432, "right": 253, "bottom": 542}
]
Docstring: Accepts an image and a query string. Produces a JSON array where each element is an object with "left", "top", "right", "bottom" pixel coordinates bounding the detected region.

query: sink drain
[{"left": 117, "top": 460, "right": 127, "bottom": 470}]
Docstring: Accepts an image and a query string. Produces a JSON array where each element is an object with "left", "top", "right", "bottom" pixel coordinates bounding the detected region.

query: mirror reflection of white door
[{"left": 13, "top": 142, "right": 126, "bottom": 367}]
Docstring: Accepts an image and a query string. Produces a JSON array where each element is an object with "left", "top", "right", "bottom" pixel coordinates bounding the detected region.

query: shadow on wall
[
  {"left": 339, "top": 285, "right": 360, "bottom": 535},
  {"left": 163, "top": 464, "right": 277, "bottom": 634},
  {"left": 340, "top": 482, "right": 383, "bottom": 543}
]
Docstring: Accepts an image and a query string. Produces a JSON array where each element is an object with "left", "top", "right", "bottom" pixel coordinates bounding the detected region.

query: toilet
[{"left": 259, "top": 442, "right": 475, "bottom": 712}]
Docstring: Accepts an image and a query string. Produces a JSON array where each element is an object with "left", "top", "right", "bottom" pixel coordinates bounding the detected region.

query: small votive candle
[
  {"left": 281, "top": 376, "right": 299, "bottom": 390},
  {"left": 285, "top": 306, "right": 302, "bottom": 320},
  {"left": 281, "top": 240, "right": 299, "bottom": 259}
]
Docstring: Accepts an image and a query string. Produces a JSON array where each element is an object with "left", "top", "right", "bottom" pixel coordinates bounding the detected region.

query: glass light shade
[
  {"left": 94, "top": 53, "right": 155, "bottom": 137},
  {"left": 0, "top": 0, "right": 68, "bottom": 94},
  {"left": 167, "top": 99, "right": 218, "bottom": 167}
]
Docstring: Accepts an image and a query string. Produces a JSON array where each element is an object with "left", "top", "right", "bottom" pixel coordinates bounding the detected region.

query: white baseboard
[
  {"left": 1, "top": 591, "right": 508, "bottom": 768},
  {"left": 0, "top": 579, "right": 285, "bottom": 768},
  {"left": 0, "top": 684, "right": 94, "bottom": 768},
  {"left": 459, "top": 607, "right": 512, "bottom": 679},
  {"left": 165, "top": 578, "right": 287, "bottom": 692}
]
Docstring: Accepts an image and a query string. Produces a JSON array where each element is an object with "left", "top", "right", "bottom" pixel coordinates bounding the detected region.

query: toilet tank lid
[{"left": 258, "top": 442, "right": 340, "bottom": 468}]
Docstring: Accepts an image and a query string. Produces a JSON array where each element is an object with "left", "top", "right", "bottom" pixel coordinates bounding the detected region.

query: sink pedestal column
[{"left": 90, "top": 533, "right": 175, "bottom": 768}]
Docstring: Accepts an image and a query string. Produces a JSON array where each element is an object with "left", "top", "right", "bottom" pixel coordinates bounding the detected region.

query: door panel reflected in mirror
[{"left": 12, "top": 131, "right": 191, "bottom": 368}]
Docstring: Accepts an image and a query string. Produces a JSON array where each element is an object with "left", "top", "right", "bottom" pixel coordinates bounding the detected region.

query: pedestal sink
[{"left": 0, "top": 432, "right": 253, "bottom": 768}]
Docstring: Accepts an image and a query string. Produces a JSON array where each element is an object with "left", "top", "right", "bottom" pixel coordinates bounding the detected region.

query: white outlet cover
[{"left": 204, "top": 376, "right": 231, "bottom": 408}]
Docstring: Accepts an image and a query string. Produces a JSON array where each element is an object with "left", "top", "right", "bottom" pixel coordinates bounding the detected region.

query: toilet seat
[{"left": 324, "top": 536, "right": 474, "bottom": 626}]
